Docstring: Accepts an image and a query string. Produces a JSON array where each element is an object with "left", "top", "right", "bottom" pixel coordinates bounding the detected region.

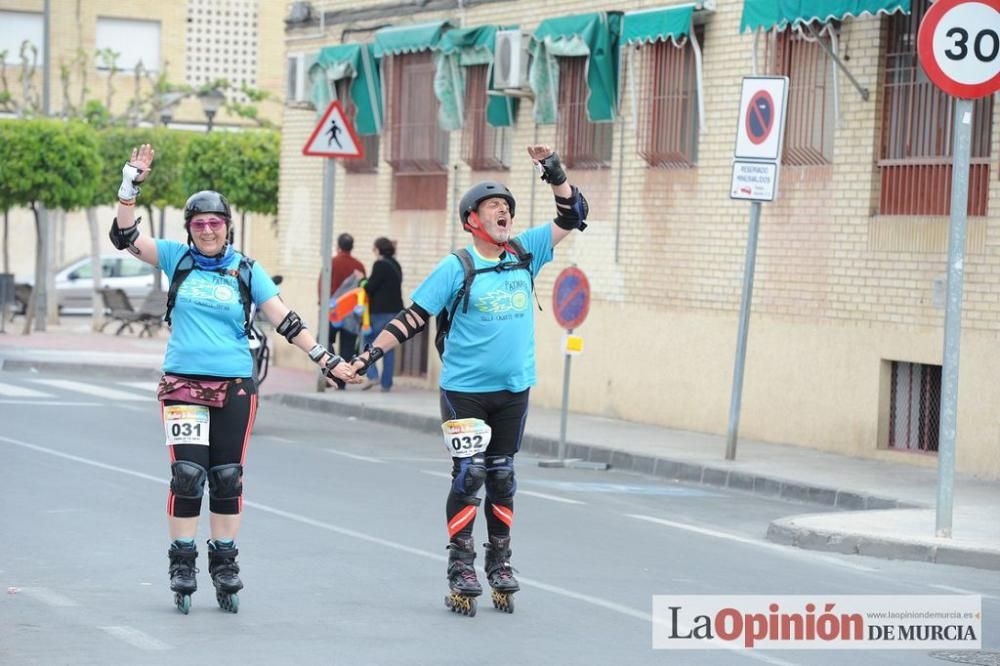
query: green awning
[
  {"left": 308, "top": 43, "right": 383, "bottom": 136},
  {"left": 622, "top": 4, "right": 695, "bottom": 47},
  {"left": 530, "top": 11, "right": 622, "bottom": 125},
  {"left": 433, "top": 25, "right": 518, "bottom": 130},
  {"left": 373, "top": 20, "right": 454, "bottom": 58},
  {"left": 740, "top": 0, "right": 911, "bottom": 33}
]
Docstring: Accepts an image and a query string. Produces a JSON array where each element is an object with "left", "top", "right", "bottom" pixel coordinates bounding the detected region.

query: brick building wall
[{"left": 275, "top": 0, "right": 1000, "bottom": 477}]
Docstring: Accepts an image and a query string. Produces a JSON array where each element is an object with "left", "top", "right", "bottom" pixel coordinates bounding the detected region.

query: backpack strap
[
  {"left": 451, "top": 249, "right": 477, "bottom": 316},
  {"left": 235, "top": 256, "right": 255, "bottom": 338},
  {"left": 164, "top": 251, "right": 196, "bottom": 328}
]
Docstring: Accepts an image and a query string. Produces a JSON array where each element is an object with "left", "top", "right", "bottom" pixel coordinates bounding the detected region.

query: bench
[{"left": 99, "top": 288, "right": 168, "bottom": 337}]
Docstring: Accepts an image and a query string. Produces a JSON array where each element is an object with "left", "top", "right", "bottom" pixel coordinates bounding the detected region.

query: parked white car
[{"left": 55, "top": 254, "right": 165, "bottom": 314}]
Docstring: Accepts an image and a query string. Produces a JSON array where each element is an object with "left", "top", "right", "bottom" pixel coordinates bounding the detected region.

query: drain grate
[{"left": 930, "top": 653, "right": 1000, "bottom": 665}]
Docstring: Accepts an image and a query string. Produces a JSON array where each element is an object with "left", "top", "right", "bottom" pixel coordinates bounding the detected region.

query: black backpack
[
  {"left": 165, "top": 250, "right": 256, "bottom": 338},
  {"left": 434, "top": 239, "right": 535, "bottom": 357}
]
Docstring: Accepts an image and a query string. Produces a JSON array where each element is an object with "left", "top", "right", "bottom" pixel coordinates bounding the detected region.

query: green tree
[
  {"left": 182, "top": 130, "right": 279, "bottom": 251},
  {"left": 0, "top": 120, "right": 101, "bottom": 332}
]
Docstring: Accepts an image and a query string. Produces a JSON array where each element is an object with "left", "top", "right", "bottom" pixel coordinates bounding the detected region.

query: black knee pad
[
  {"left": 451, "top": 455, "right": 486, "bottom": 504},
  {"left": 485, "top": 455, "right": 516, "bottom": 500},
  {"left": 170, "top": 461, "right": 208, "bottom": 499},
  {"left": 208, "top": 464, "right": 243, "bottom": 500}
]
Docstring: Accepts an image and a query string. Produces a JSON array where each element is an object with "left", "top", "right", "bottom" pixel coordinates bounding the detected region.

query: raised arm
[
  {"left": 527, "top": 145, "right": 588, "bottom": 247},
  {"left": 110, "top": 144, "right": 159, "bottom": 266}
]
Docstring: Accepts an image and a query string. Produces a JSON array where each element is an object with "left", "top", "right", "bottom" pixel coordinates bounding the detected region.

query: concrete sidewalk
[{"left": 2, "top": 321, "right": 998, "bottom": 570}]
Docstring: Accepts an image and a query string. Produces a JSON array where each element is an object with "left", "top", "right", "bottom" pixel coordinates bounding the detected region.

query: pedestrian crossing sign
[{"left": 302, "top": 100, "right": 364, "bottom": 159}]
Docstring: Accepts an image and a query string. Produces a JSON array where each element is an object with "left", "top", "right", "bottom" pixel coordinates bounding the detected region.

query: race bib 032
[{"left": 441, "top": 418, "right": 491, "bottom": 458}]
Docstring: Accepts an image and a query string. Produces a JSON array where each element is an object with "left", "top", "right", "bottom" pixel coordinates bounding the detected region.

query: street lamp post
[{"left": 197, "top": 89, "right": 226, "bottom": 132}]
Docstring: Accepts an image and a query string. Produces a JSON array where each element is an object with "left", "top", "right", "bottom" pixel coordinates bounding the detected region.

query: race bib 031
[{"left": 164, "top": 405, "right": 210, "bottom": 446}]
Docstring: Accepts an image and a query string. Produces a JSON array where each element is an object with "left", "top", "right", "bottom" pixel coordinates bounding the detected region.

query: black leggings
[
  {"left": 163, "top": 377, "right": 258, "bottom": 518},
  {"left": 440, "top": 389, "right": 529, "bottom": 541}
]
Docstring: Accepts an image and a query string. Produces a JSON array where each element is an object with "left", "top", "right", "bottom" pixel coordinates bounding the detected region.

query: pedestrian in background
[
  {"left": 361, "top": 237, "right": 403, "bottom": 391},
  {"left": 110, "top": 144, "right": 357, "bottom": 614},
  {"left": 318, "top": 233, "right": 366, "bottom": 361}
]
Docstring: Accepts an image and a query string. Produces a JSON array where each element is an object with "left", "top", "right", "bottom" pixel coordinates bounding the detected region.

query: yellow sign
[{"left": 564, "top": 334, "right": 584, "bottom": 356}]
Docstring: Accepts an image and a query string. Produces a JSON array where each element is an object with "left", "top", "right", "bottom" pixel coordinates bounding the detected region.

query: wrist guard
[
  {"left": 535, "top": 152, "right": 567, "bottom": 186},
  {"left": 351, "top": 345, "right": 385, "bottom": 375},
  {"left": 118, "top": 161, "right": 145, "bottom": 201},
  {"left": 109, "top": 216, "right": 142, "bottom": 251},
  {"left": 276, "top": 311, "right": 307, "bottom": 342},
  {"left": 308, "top": 344, "right": 327, "bottom": 364},
  {"left": 554, "top": 185, "right": 589, "bottom": 231}
]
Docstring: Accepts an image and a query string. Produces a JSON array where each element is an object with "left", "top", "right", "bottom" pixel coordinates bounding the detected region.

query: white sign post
[
  {"left": 725, "top": 76, "right": 788, "bottom": 461},
  {"left": 303, "top": 101, "right": 365, "bottom": 391},
  {"left": 917, "top": 0, "right": 1000, "bottom": 537}
]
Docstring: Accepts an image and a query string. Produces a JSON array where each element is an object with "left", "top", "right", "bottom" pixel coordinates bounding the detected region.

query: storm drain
[{"left": 930, "top": 652, "right": 1000, "bottom": 665}]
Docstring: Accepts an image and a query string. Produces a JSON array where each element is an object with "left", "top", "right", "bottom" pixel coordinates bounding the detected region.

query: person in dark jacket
[{"left": 362, "top": 237, "right": 404, "bottom": 391}]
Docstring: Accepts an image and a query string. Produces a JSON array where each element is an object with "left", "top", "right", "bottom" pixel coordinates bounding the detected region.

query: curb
[
  {"left": 767, "top": 518, "right": 1000, "bottom": 572},
  {"left": 0, "top": 359, "right": 162, "bottom": 381},
  {"left": 268, "top": 392, "right": 920, "bottom": 512}
]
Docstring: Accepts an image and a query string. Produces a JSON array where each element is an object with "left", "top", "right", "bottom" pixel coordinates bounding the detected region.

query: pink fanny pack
[{"left": 156, "top": 374, "right": 233, "bottom": 408}]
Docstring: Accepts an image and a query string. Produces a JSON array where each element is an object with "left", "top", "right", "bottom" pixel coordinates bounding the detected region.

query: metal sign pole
[
  {"left": 725, "top": 200, "right": 762, "bottom": 461},
  {"left": 557, "top": 327, "right": 574, "bottom": 460},
  {"left": 316, "top": 158, "right": 336, "bottom": 392},
  {"left": 936, "top": 97, "right": 973, "bottom": 538}
]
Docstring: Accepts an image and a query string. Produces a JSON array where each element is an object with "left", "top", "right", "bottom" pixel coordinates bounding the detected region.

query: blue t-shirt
[
  {"left": 411, "top": 224, "right": 553, "bottom": 392},
  {"left": 156, "top": 239, "right": 280, "bottom": 378}
]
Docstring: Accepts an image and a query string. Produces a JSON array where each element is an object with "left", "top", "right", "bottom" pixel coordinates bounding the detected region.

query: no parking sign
[{"left": 731, "top": 76, "right": 788, "bottom": 202}]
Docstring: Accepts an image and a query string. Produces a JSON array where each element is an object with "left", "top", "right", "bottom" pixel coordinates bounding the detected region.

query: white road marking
[
  {"left": 519, "top": 490, "right": 586, "bottom": 505},
  {"left": 265, "top": 436, "right": 294, "bottom": 444},
  {"left": 324, "top": 449, "right": 384, "bottom": 463},
  {"left": 0, "top": 400, "right": 101, "bottom": 407},
  {"left": 420, "top": 470, "right": 585, "bottom": 504},
  {"left": 420, "top": 469, "right": 586, "bottom": 504},
  {"left": 931, "top": 583, "right": 996, "bottom": 600},
  {"left": 30, "top": 379, "right": 150, "bottom": 402},
  {"left": 627, "top": 514, "right": 880, "bottom": 573},
  {"left": 98, "top": 626, "right": 170, "bottom": 651},
  {"left": 18, "top": 587, "right": 79, "bottom": 607},
  {"left": 117, "top": 382, "right": 158, "bottom": 393},
  {"left": 0, "top": 382, "right": 52, "bottom": 398}
]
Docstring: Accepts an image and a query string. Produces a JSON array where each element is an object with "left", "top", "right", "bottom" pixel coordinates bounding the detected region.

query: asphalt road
[{"left": 1, "top": 370, "right": 997, "bottom": 665}]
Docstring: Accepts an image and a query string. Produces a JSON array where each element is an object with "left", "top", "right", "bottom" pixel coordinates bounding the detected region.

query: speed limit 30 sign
[{"left": 918, "top": 0, "right": 1000, "bottom": 99}]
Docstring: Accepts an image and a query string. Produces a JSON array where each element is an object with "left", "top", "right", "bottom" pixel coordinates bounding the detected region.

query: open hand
[
  {"left": 129, "top": 144, "right": 155, "bottom": 182},
  {"left": 527, "top": 144, "right": 554, "bottom": 163}
]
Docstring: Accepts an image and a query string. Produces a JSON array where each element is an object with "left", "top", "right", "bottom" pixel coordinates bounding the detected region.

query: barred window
[
  {"left": 556, "top": 56, "right": 613, "bottom": 169},
  {"left": 771, "top": 27, "right": 835, "bottom": 166},
  {"left": 384, "top": 52, "right": 449, "bottom": 209},
  {"left": 888, "top": 361, "right": 940, "bottom": 454},
  {"left": 334, "top": 78, "right": 379, "bottom": 174},
  {"left": 461, "top": 65, "right": 510, "bottom": 171},
  {"left": 634, "top": 31, "right": 701, "bottom": 168},
  {"left": 879, "top": 0, "right": 993, "bottom": 216}
]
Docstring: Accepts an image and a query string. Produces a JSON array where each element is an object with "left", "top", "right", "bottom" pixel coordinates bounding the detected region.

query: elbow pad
[
  {"left": 109, "top": 216, "right": 141, "bottom": 251},
  {"left": 276, "top": 311, "right": 307, "bottom": 342},
  {"left": 384, "top": 303, "right": 429, "bottom": 344},
  {"left": 554, "top": 186, "right": 589, "bottom": 231}
]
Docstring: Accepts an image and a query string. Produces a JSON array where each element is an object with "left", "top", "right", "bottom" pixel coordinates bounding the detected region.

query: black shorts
[{"left": 439, "top": 388, "right": 530, "bottom": 457}]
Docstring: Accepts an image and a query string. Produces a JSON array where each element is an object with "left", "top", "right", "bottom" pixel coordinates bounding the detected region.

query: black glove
[
  {"left": 351, "top": 346, "right": 385, "bottom": 376},
  {"left": 536, "top": 152, "right": 567, "bottom": 186}
]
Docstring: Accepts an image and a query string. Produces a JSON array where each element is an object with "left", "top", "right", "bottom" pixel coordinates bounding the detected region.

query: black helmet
[
  {"left": 458, "top": 181, "right": 515, "bottom": 227},
  {"left": 184, "top": 190, "right": 232, "bottom": 222}
]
